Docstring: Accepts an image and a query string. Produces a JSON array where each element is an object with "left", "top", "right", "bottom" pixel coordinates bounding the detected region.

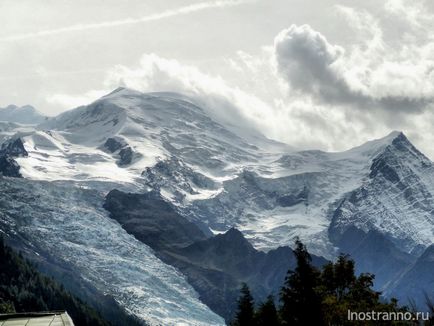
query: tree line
[
  {"left": 0, "top": 236, "right": 113, "bottom": 325},
  {"left": 231, "top": 239, "right": 434, "bottom": 326}
]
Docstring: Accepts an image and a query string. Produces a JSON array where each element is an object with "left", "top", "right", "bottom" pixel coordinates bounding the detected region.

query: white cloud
[
  {"left": 104, "top": 53, "right": 276, "bottom": 139},
  {"left": 0, "top": 0, "right": 254, "bottom": 42},
  {"left": 273, "top": 24, "right": 349, "bottom": 102},
  {"left": 46, "top": 90, "right": 108, "bottom": 110},
  {"left": 43, "top": 0, "right": 434, "bottom": 159},
  {"left": 273, "top": 15, "right": 434, "bottom": 112}
]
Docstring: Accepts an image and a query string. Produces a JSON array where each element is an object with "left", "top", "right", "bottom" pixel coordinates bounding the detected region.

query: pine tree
[
  {"left": 232, "top": 283, "right": 255, "bottom": 326},
  {"left": 229, "top": 239, "right": 415, "bottom": 326},
  {"left": 279, "top": 238, "right": 323, "bottom": 325},
  {"left": 255, "top": 295, "right": 280, "bottom": 326}
]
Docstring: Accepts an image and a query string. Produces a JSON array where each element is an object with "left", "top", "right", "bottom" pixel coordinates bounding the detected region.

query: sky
[{"left": 1, "top": 0, "right": 434, "bottom": 157}]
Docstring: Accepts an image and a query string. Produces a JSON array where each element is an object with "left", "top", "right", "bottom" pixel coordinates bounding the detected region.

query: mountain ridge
[
  {"left": 0, "top": 104, "right": 46, "bottom": 125},
  {"left": 1, "top": 88, "right": 434, "bottom": 321}
]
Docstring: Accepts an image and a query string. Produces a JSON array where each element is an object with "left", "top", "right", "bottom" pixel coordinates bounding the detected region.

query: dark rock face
[
  {"left": 180, "top": 228, "right": 264, "bottom": 280},
  {"left": 332, "top": 226, "right": 415, "bottom": 290},
  {"left": 102, "top": 137, "right": 136, "bottom": 166},
  {"left": 0, "top": 156, "right": 22, "bottom": 177},
  {"left": 103, "top": 189, "right": 207, "bottom": 250},
  {"left": 329, "top": 132, "right": 434, "bottom": 255},
  {"left": 387, "top": 245, "right": 434, "bottom": 310},
  {"left": 103, "top": 189, "right": 328, "bottom": 322},
  {"left": 1, "top": 138, "right": 28, "bottom": 157},
  {"left": 0, "top": 138, "right": 28, "bottom": 177},
  {"left": 141, "top": 157, "right": 217, "bottom": 201},
  {"left": 175, "top": 229, "right": 326, "bottom": 321},
  {"left": 118, "top": 146, "right": 133, "bottom": 166},
  {"left": 103, "top": 137, "right": 126, "bottom": 153},
  {"left": 327, "top": 134, "right": 434, "bottom": 307}
]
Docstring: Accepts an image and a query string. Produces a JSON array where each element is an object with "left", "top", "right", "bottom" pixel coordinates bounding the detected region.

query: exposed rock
[
  {"left": 142, "top": 157, "right": 217, "bottom": 201},
  {"left": 118, "top": 146, "right": 133, "bottom": 166},
  {"left": 331, "top": 226, "right": 415, "bottom": 290},
  {"left": 1, "top": 138, "right": 28, "bottom": 157},
  {"left": 0, "top": 156, "right": 22, "bottom": 177},
  {"left": 103, "top": 189, "right": 328, "bottom": 321},
  {"left": 102, "top": 137, "right": 137, "bottom": 166},
  {"left": 0, "top": 138, "right": 28, "bottom": 177},
  {"left": 103, "top": 189, "right": 207, "bottom": 249},
  {"left": 387, "top": 244, "right": 434, "bottom": 310},
  {"left": 103, "top": 137, "right": 127, "bottom": 153}
]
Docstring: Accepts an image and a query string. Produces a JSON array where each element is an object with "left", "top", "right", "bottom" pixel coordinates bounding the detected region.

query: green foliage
[
  {"left": 231, "top": 238, "right": 426, "bottom": 326},
  {"left": 0, "top": 236, "right": 109, "bottom": 325}
]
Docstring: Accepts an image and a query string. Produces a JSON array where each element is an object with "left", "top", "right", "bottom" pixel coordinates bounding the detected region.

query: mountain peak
[
  {"left": 366, "top": 130, "right": 406, "bottom": 148},
  {"left": 214, "top": 228, "right": 256, "bottom": 251},
  {"left": 0, "top": 104, "right": 45, "bottom": 124},
  {"left": 222, "top": 227, "right": 246, "bottom": 240},
  {"left": 386, "top": 130, "right": 403, "bottom": 139},
  {"left": 342, "top": 130, "right": 414, "bottom": 160},
  {"left": 103, "top": 86, "right": 143, "bottom": 98}
]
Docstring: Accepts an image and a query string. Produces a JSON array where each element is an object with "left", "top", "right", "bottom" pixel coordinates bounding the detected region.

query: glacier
[
  {"left": 3, "top": 88, "right": 434, "bottom": 259},
  {"left": 2, "top": 87, "right": 434, "bottom": 322},
  {"left": 0, "top": 177, "right": 225, "bottom": 326}
]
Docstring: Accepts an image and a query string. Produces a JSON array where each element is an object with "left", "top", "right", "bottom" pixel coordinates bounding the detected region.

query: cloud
[
  {"left": 46, "top": 90, "right": 108, "bottom": 111},
  {"left": 273, "top": 24, "right": 353, "bottom": 104},
  {"left": 100, "top": 52, "right": 386, "bottom": 152},
  {"left": 50, "top": 53, "right": 275, "bottom": 142},
  {"left": 0, "top": 0, "right": 254, "bottom": 42},
  {"left": 43, "top": 0, "right": 434, "bottom": 159},
  {"left": 273, "top": 18, "right": 434, "bottom": 112}
]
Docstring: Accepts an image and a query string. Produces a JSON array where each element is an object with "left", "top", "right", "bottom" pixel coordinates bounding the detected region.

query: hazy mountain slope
[
  {"left": 0, "top": 177, "right": 225, "bottom": 326},
  {"left": 0, "top": 105, "right": 46, "bottom": 125},
  {"left": 103, "top": 188, "right": 327, "bottom": 321},
  {"left": 385, "top": 244, "right": 434, "bottom": 309},
  {"left": 2, "top": 88, "right": 434, "bottom": 316},
  {"left": 2, "top": 89, "right": 434, "bottom": 260}
]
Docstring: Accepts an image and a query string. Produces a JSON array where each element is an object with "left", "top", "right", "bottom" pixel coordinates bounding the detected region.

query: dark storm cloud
[{"left": 273, "top": 24, "right": 433, "bottom": 113}]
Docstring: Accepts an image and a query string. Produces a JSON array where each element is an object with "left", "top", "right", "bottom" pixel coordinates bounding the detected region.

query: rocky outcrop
[
  {"left": 102, "top": 137, "right": 137, "bottom": 166},
  {"left": 103, "top": 189, "right": 207, "bottom": 249},
  {"left": 0, "top": 138, "right": 28, "bottom": 177},
  {"left": 142, "top": 157, "right": 217, "bottom": 201},
  {"left": 331, "top": 226, "right": 415, "bottom": 290},
  {"left": 103, "top": 189, "right": 327, "bottom": 321},
  {"left": 103, "top": 137, "right": 127, "bottom": 153}
]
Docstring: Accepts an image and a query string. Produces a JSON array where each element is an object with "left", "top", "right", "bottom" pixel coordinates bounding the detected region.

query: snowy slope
[
  {"left": 3, "top": 88, "right": 434, "bottom": 260},
  {"left": 330, "top": 132, "right": 434, "bottom": 255},
  {"left": 3, "top": 88, "right": 284, "bottom": 189},
  {"left": 2, "top": 88, "right": 434, "bottom": 319},
  {"left": 0, "top": 177, "right": 225, "bottom": 326},
  {"left": 181, "top": 131, "right": 406, "bottom": 256}
]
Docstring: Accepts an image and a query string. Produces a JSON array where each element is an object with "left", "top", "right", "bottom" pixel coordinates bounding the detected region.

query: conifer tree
[
  {"left": 232, "top": 283, "right": 255, "bottom": 326},
  {"left": 255, "top": 295, "right": 280, "bottom": 326},
  {"left": 279, "top": 238, "right": 323, "bottom": 325}
]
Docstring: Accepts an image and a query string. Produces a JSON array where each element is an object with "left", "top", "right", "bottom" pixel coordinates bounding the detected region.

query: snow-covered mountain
[
  {"left": 4, "top": 88, "right": 284, "bottom": 188},
  {"left": 0, "top": 104, "right": 46, "bottom": 125},
  {"left": 3, "top": 87, "right": 434, "bottom": 258},
  {"left": 1, "top": 87, "right": 434, "bottom": 321}
]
